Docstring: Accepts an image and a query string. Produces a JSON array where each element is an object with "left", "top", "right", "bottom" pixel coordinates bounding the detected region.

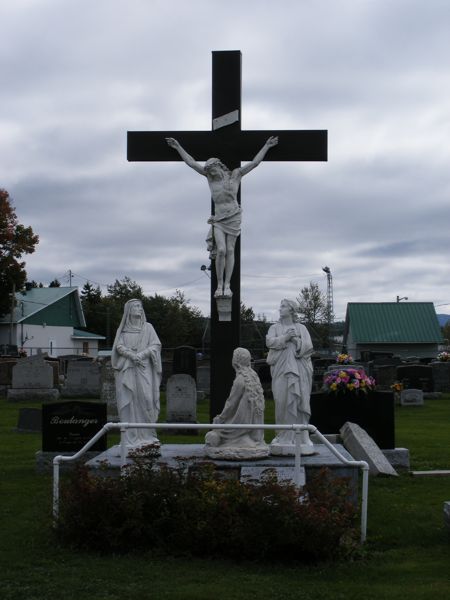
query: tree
[
  {"left": 106, "top": 276, "right": 144, "bottom": 304},
  {"left": 296, "top": 281, "right": 330, "bottom": 349},
  {"left": 0, "top": 189, "right": 39, "bottom": 317},
  {"left": 296, "top": 281, "right": 328, "bottom": 324},
  {"left": 143, "top": 290, "right": 203, "bottom": 349},
  {"left": 49, "top": 279, "right": 61, "bottom": 287},
  {"left": 240, "top": 302, "right": 255, "bottom": 323},
  {"left": 80, "top": 282, "right": 104, "bottom": 337}
]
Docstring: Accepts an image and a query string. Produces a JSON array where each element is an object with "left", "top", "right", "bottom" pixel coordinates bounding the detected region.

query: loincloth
[{"left": 206, "top": 207, "right": 242, "bottom": 258}]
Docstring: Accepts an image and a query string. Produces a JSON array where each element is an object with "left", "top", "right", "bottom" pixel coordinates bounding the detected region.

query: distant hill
[{"left": 437, "top": 314, "right": 450, "bottom": 326}]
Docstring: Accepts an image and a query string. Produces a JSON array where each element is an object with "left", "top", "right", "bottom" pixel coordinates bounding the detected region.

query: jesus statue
[{"left": 166, "top": 136, "right": 278, "bottom": 297}]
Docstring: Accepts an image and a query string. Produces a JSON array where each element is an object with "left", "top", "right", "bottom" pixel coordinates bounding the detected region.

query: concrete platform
[{"left": 86, "top": 443, "right": 360, "bottom": 500}]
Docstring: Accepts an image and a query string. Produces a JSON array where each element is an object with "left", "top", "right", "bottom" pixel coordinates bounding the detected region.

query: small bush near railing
[{"left": 56, "top": 445, "right": 358, "bottom": 562}]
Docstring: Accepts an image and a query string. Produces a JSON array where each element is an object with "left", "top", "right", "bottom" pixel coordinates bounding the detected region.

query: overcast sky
[{"left": 2, "top": 0, "right": 450, "bottom": 322}]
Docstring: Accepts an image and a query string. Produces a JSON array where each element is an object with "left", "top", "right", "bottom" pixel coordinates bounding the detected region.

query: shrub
[{"left": 56, "top": 446, "right": 358, "bottom": 562}]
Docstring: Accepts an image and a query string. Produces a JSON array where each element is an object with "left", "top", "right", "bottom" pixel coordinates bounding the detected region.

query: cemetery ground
[{"left": 1, "top": 396, "right": 449, "bottom": 600}]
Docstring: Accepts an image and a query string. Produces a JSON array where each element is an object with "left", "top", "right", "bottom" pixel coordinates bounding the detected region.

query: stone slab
[
  {"left": 7, "top": 388, "right": 60, "bottom": 403},
  {"left": 411, "top": 470, "right": 450, "bottom": 477},
  {"left": 382, "top": 448, "right": 410, "bottom": 470},
  {"left": 35, "top": 450, "right": 102, "bottom": 473},
  {"left": 400, "top": 389, "right": 424, "bottom": 406},
  {"left": 205, "top": 445, "right": 270, "bottom": 460},
  {"left": 340, "top": 422, "right": 398, "bottom": 477},
  {"left": 86, "top": 443, "right": 360, "bottom": 501},
  {"left": 241, "top": 465, "right": 305, "bottom": 486}
]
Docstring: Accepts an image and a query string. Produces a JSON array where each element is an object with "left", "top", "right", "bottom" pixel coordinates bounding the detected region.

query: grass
[{"left": 0, "top": 395, "right": 449, "bottom": 599}]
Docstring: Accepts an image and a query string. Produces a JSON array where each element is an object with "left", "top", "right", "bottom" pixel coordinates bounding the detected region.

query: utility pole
[
  {"left": 9, "top": 282, "right": 16, "bottom": 347},
  {"left": 322, "top": 266, "right": 334, "bottom": 324},
  {"left": 322, "top": 266, "right": 334, "bottom": 353}
]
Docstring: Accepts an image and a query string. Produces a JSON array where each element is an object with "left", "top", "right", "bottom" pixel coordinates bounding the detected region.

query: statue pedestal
[
  {"left": 270, "top": 441, "right": 316, "bottom": 457},
  {"left": 205, "top": 444, "right": 269, "bottom": 461},
  {"left": 215, "top": 296, "right": 232, "bottom": 321}
]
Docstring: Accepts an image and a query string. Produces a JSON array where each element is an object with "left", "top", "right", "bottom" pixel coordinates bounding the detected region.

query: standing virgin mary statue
[{"left": 111, "top": 299, "right": 162, "bottom": 449}]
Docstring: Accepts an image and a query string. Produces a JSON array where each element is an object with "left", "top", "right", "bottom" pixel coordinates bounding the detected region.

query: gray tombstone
[
  {"left": 374, "top": 365, "right": 397, "bottom": 390},
  {"left": 7, "top": 355, "right": 59, "bottom": 402},
  {"left": 100, "top": 359, "right": 117, "bottom": 419},
  {"left": 340, "top": 422, "right": 398, "bottom": 477},
  {"left": 400, "top": 388, "right": 424, "bottom": 406},
  {"left": 196, "top": 364, "right": 210, "bottom": 393},
  {"left": 61, "top": 360, "right": 101, "bottom": 398},
  {"left": 166, "top": 374, "right": 197, "bottom": 424},
  {"left": 431, "top": 361, "right": 450, "bottom": 393},
  {"left": 0, "top": 359, "right": 17, "bottom": 386}
]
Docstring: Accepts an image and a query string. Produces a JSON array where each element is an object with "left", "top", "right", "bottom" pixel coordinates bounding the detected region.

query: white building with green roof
[{"left": 0, "top": 287, "right": 105, "bottom": 357}]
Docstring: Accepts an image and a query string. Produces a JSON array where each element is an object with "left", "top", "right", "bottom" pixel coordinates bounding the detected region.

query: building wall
[
  {"left": 1, "top": 324, "right": 100, "bottom": 356},
  {"left": 349, "top": 339, "right": 439, "bottom": 360},
  {"left": 72, "top": 338, "right": 100, "bottom": 357}
]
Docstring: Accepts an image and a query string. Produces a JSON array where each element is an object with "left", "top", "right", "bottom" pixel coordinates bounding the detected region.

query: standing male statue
[{"left": 166, "top": 136, "right": 278, "bottom": 297}]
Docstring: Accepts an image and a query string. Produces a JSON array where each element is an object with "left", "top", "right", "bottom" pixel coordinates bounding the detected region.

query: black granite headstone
[
  {"left": 396, "top": 364, "right": 433, "bottom": 391},
  {"left": 310, "top": 390, "right": 395, "bottom": 449},
  {"left": 173, "top": 346, "right": 197, "bottom": 382},
  {"left": 17, "top": 408, "right": 42, "bottom": 432},
  {"left": 42, "top": 401, "right": 107, "bottom": 452}
]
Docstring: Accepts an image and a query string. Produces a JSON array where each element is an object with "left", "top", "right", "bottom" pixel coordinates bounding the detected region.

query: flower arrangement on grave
[
  {"left": 436, "top": 351, "right": 450, "bottom": 362},
  {"left": 335, "top": 353, "right": 354, "bottom": 365},
  {"left": 323, "top": 367, "right": 376, "bottom": 395},
  {"left": 390, "top": 381, "right": 404, "bottom": 393}
]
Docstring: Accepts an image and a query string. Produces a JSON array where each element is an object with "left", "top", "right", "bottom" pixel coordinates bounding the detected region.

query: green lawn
[{"left": 0, "top": 395, "right": 449, "bottom": 600}]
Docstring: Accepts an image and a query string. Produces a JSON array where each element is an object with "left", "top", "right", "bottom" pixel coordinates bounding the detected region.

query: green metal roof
[
  {"left": 72, "top": 329, "right": 105, "bottom": 340},
  {"left": 345, "top": 302, "right": 443, "bottom": 344},
  {"left": 0, "top": 287, "right": 86, "bottom": 328}
]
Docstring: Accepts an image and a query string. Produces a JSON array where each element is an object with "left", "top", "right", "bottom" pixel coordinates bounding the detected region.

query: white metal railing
[{"left": 52, "top": 423, "right": 369, "bottom": 543}]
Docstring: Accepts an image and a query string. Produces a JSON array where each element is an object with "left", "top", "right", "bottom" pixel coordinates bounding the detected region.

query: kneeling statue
[{"left": 205, "top": 347, "right": 269, "bottom": 460}]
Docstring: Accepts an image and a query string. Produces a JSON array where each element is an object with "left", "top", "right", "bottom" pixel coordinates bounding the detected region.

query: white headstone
[
  {"left": 166, "top": 374, "right": 197, "bottom": 423},
  {"left": 400, "top": 388, "right": 424, "bottom": 406}
]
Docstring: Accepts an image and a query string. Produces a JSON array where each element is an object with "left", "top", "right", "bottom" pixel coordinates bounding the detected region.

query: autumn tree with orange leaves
[{"left": 0, "top": 189, "right": 39, "bottom": 317}]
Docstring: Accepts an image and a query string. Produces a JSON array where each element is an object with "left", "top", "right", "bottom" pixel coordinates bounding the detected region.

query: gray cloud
[{"left": 2, "top": 0, "right": 450, "bottom": 322}]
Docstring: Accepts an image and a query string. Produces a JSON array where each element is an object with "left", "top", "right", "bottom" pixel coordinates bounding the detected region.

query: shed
[{"left": 344, "top": 302, "right": 443, "bottom": 360}]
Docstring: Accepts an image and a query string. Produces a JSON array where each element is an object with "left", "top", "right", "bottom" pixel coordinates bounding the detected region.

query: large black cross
[{"left": 127, "top": 50, "right": 327, "bottom": 419}]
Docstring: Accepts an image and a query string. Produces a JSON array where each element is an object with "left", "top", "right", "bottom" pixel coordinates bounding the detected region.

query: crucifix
[{"left": 127, "top": 50, "right": 327, "bottom": 419}]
